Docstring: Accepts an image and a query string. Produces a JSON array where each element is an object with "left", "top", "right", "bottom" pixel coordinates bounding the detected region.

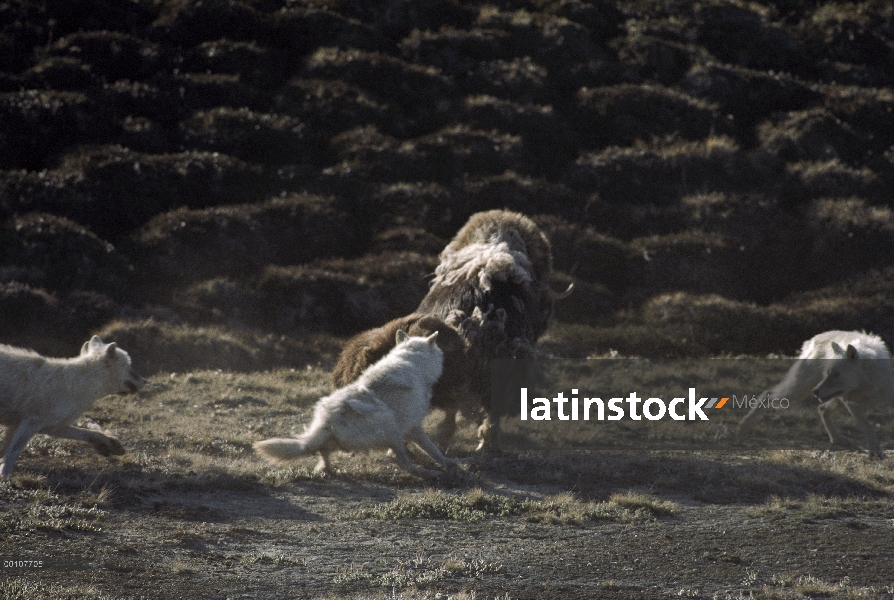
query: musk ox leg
[
  {"left": 433, "top": 408, "right": 458, "bottom": 448},
  {"left": 475, "top": 413, "right": 503, "bottom": 453}
]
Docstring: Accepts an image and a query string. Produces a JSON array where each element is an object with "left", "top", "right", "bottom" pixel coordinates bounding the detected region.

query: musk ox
[
  {"left": 416, "top": 209, "right": 570, "bottom": 349},
  {"left": 332, "top": 210, "right": 571, "bottom": 451}
]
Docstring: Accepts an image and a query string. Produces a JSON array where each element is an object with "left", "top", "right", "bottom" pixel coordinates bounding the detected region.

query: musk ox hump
[
  {"left": 440, "top": 210, "right": 553, "bottom": 285},
  {"left": 430, "top": 240, "right": 534, "bottom": 292}
]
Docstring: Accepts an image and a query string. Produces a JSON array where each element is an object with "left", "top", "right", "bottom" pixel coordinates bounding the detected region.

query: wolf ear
[
  {"left": 105, "top": 342, "right": 119, "bottom": 358},
  {"left": 90, "top": 335, "right": 104, "bottom": 348},
  {"left": 846, "top": 344, "right": 858, "bottom": 359},
  {"left": 81, "top": 341, "right": 92, "bottom": 355},
  {"left": 395, "top": 330, "right": 409, "bottom": 343},
  {"left": 426, "top": 331, "right": 439, "bottom": 344},
  {"left": 831, "top": 341, "right": 844, "bottom": 355}
]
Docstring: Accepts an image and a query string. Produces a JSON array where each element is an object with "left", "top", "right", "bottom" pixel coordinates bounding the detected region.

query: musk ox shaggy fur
[
  {"left": 417, "top": 209, "right": 569, "bottom": 350},
  {"left": 332, "top": 210, "right": 571, "bottom": 451}
]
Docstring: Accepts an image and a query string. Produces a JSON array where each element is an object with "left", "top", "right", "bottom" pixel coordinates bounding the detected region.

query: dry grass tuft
[
  {"left": 347, "top": 488, "right": 677, "bottom": 524},
  {"left": 0, "top": 578, "right": 112, "bottom": 600},
  {"left": 332, "top": 552, "right": 504, "bottom": 589},
  {"left": 733, "top": 573, "right": 891, "bottom": 599},
  {"left": 606, "top": 491, "right": 678, "bottom": 518}
]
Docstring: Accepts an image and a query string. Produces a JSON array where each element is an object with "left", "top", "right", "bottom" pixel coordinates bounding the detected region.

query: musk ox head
[{"left": 417, "top": 210, "right": 571, "bottom": 356}]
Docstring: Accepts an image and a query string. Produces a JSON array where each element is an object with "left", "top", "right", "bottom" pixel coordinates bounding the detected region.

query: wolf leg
[
  {"left": 381, "top": 421, "right": 438, "bottom": 477},
  {"left": 43, "top": 425, "right": 125, "bottom": 456},
  {"left": 0, "top": 418, "right": 42, "bottom": 476},
  {"left": 844, "top": 402, "right": 883, "bottom": 458},
  {"left": 407, "top": 426, "right": 458, "bottom": 470},
  {"left": 817, "top": 398, "right": 857, "bottom": 448},
  {"left": 0, "top": 424, "right": 16, "bottom": 459},
  {"left": 738, "top": 360, "right": 822, "bottom": 438},
  {"left": 388, "top": 442, "right": 440, "bottom": 477},
  {"left": 735, "top": 390, "right": 769, "bottom": 437}
]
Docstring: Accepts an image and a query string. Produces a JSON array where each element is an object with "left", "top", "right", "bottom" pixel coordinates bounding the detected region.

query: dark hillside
[{"left": 2, "top": 0, "right": 893, "bottom": 369}]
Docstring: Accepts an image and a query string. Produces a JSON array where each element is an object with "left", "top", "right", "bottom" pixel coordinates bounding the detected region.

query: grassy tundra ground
[
  {"left": 2, "top": 366, "right": 894, "bottom": 599},
  {"left": 4, "top": 0, "right": 894, "bottom": 597}
]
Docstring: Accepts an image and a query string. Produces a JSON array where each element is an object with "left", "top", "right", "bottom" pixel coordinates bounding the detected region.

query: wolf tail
[{"left": 253, "top": 422, "right": 330, "bottom": 461}]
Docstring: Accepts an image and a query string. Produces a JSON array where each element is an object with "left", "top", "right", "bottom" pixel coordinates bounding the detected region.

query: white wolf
[
  {"left": 737, "top": 330, "right": 894, "bottom": 457},
  {"left": 254, "top": 330, "right": 457, "bottom": 477},
  {"left": 0, "top": 336, "right": 146, "bottom": 476}
]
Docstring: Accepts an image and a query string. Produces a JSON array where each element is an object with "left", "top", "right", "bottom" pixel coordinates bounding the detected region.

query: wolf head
[
  {"left": 813, "top": 342, "right": 863, "bottom": 402},
  {"left": 395, "top": 329, "right": 441, "bottom": 352},
  {"left": 83, "top": 335, "right": 147, "bottom": 395},
  {"left": 394, "top": 330, "right": 444, "bottom": 381}
]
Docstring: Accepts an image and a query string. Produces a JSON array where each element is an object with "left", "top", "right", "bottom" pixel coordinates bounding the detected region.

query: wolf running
[
  {"left": 254, "top": 330, "right": 458, "bottom": 477},
  {"left": 737, "top": 330, "right": 894, "bottom": 457},
  {"left": 0, "top": 336, "right": 146, "bottom": 476}
]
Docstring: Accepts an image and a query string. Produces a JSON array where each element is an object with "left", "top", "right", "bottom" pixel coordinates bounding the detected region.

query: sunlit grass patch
[
  {"left": 170, "top": 558, "right": 195, "bottom": 575},
  {"left": 744, "top": 495, "right": 845, "bottom": 521},
  {"left": 346, "top": 488, "right": 677, "bottom": 523},
  {"left": 764, "top": 450, "right": 894, "bottom": 494},
  {"left": 0, "top": 479, "right": 107, "bottom": 534},
  {"left": 605, "top": 491, "right": 678, "bottom": 518},
  {"left": 0, "top": 504, "right": 104, "bottom": 534},
  {"left": 314, "top": 588, "right": 510, "bottom": 600},
  {"left": 0, "top": 577, "right": 112, "bottom": 600},
  {"left": 345, "top": 488, "right": 508, "bottom": 522},
  {"left": 236, "top": 551, "right": 306, "bottom": 567},
  {"left": 333, "top": 553, "right": 503, "bottom": 588},
  {"left": 25, "top": 503, "right": 105, "bottom": 532},
  {"left": 257, "top": 465, "right": 327, "bottom": 486},
  {"left": 314, "top": 584, "right": 513, "bottom": 600},
  {"left": 744, "top": 493, "right": 894, "bottom": 521},
  {"left": 737, "top": 573, "right": 890, "bottom": 600}
]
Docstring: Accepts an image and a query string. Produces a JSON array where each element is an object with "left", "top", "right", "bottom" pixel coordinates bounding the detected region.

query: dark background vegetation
[{"left": 2, "top": 0, "right": 894, "bottom": 371}]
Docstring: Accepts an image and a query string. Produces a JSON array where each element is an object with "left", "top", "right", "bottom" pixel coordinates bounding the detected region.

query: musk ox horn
[{"left": 547, "top": 282, "right": 574, "bottom": 300}]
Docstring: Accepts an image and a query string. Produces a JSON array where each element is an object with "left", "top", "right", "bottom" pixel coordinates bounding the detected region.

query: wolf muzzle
[{"left": 121, "top": 370, "right": 147, "bottom": 394}]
